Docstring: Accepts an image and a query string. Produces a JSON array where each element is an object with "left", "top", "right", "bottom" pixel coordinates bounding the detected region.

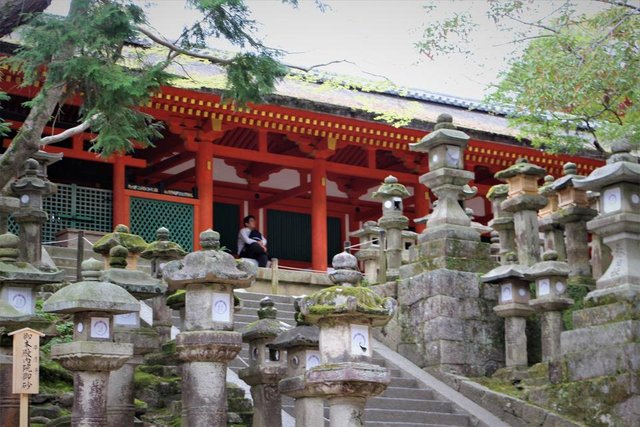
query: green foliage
[
  {"left": 487, "top": 5, "right": 640, "bottom": 153},
  {"left": 0, "top": 0, "right": 300, "bottom": 157},
  {"left": 35, "top": 299, "right": 74, "bottom": 354},
  {"left": 418, "top": 1, "right": 640, "bottom": 153}
]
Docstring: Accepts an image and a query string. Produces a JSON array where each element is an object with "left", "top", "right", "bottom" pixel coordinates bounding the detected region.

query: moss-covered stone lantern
[
  {"left": 537, "top": 176, "right": 567, "bottom": 260},
  {"left": 350, "top": 220, "right": 381, "bottom": 284},
  {"left": 44, "top": 258, "right": 139, "bottom": 427},
  {"left": 496, "top": 159, "right": 547, "bottom": 266},
  {"left": 372, "top": 175, "right": 410, "bottom": 281},
  {"left": 163, "top": 229, "right": 255, "bottom": 427},
  {"left": 0, "top": 232, "right": 62, "bottom": 426},
  {"left": 526, "top": 251, "right": 572, "bottom": 361},
  {"left": 239, "top": 297, "right": 291, "bottom": 427},
  {"left": 141, "top": 226, "right": 187, "bottom": 344},
  {"left": 100, "top": 245, "right": 166, "bottom": 425},
  {"left": 271, "top": 298, "right": 322, "bottom": 427},
  {"left": 487, "top": 184, "right": 515, "bottom": 265},
  {"left": 551, "top": 162, "right": 597, "bottom": 287},
  {"left": 482, "top": 254, "right": 534, "bottom": 371},
  {"left": 10, "top": 158, "right": 56, "bottom": 266},
  {"left": 300, "top": 251, "right": 396, "bottom": 427},
  {"left": 93, "top": 224, "right": 148, "bottom": 270}
]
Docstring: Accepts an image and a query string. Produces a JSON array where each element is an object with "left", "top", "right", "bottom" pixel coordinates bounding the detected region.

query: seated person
[{"left": 237, "top": 215, "right": 269, "bottom": 267}]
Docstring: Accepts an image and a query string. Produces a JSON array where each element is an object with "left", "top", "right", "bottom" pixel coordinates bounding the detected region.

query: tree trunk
[{"left": 0, "top": 0, "right": 51, "bottom": 37}]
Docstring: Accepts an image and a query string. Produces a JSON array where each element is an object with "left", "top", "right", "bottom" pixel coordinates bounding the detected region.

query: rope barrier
[
  {"left": 344, "top": 239, "right": 378, "bottom": 249},
  {"left": 277, "top": 265, "right": 327, "bottom": 274},
  {"left": 41, "top": 237, "right": 79, "bottom": 245},
  {"left": 82, "top": 237, "right": 94, "bottom": 247}
]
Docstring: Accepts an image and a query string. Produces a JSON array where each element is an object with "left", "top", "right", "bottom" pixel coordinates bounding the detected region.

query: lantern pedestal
[
  {"left": 177, "top": 330, "right": 242, "bottom": 426},
  {"left": 52, "top": 341, "right": 134, "bottom": 427}
]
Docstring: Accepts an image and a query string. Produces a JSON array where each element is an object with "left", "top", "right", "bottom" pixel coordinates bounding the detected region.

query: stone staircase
[{"left": 232, "top": 291, "right": 474, "bottom": 427}]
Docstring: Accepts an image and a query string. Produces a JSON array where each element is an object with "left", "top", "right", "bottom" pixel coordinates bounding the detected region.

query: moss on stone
[{"left": 305, "top": 285, "right": 390, "bottom": 316}]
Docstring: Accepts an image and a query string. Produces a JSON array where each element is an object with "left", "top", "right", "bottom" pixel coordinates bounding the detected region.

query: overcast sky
[{"left": 47, "top": 0, "right": 605, "bottom": 101}]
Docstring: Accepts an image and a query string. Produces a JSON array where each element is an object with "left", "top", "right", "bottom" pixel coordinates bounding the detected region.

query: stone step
[
  {"left": 380, "top": 387, "right": 434, "bottom": 400},
  {"left": 367, "top": 423, "right": 457, "bottom": 427},
  {"left": 387, "top": 377, "right": 417, "bottom": 388},
  {"left": 368, "top": 397, "right": 452, "bottom": 413},
  {"left": 235, "top": 291, "right": 295, "bottom": 305},
  {"left": 572, "top": 301, "right": 637, "bottom": 329},
  {"left": 364, "top": 408, "right": 468, "bottom": 426}
]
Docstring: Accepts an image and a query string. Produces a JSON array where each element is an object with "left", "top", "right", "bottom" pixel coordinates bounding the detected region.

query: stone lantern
[
  {"left": 482, "top": 255, "right": 534, "bottom": 371},
  {"left": 349, "top": 220, "right": 381, "bottom": 283},
  {"left": 93, "top": 224, "right": 148, "bottom": 270},
  {"left": 572, "top": 141, "right": 640, "bottom": 297},
  {"left": 487, "top": 184, "right": 515, "bottom": 265},
  {"left": 141, "top": 226, "right": 187, "bottom": 344},
  {"left": 372, "top": 176, "right": 410, "bottom": 281},
  {"left": 526, "top": 251, "right": 572, "bottom": 361},
  {"left": 270, "top": 298, "right": 322, "bottom": 427},
  {"left": 538, "top": 175, "right": 566, "bottom": 260},
  {"left": 495, "top": 158, "right": 547, "bottom": 266},
  {"left": 44, "top": 258, "right": 139, "bottom": 427},
  {"left": 410, "top": 113, "right": 478, "bottom": 242},
  {"left": 300, "top": 252, "right": 397, "bottom": 427},
  {"left": 239, "top": 297, "right": 291, "bottom": 427},
  {"left": 100, "top": 245, "right": 166, "bottom": 426},
  {"left": 551, "top": 162, "right": 597, "bottom": 286},
  {"left": 0, "top": 232, "right": 62, "bottom": 426},
  {"left": 10, "top": 158, "right": 57, "bottom": 266},
  {"left": 163, "top": 229, "right": 255, "bottom": 427}
]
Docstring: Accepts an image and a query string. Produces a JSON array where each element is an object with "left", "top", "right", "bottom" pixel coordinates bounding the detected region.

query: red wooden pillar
[
  {"left": 311, "top": 159, "right": 328, "bottom": 271},
  {"left": 414, "top": 184, "right": 429, "bottom": 233},
  {"left": 113, "top": 155, "right": 129, "bottom": 227},
  {"left": 196, "top": 141, "right": 214, "bottom": 232}
]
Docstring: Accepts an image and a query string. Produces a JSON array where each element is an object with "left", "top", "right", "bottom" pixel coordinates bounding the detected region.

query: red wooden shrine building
[{"left": 0, "top": 62, "right": 605, "bottom": 271}]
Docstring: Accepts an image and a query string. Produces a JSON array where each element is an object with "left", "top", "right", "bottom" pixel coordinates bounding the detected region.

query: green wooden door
[
  {"left": 213, "top": 202, "right": 240, "bottom": 255},
  {"left": 130, "top": 197, "right": 194, "bottom": 251}
]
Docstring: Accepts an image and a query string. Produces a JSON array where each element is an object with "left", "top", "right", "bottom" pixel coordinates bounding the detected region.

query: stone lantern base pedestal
[
  {"left": 52, "top": 341, "right": 134, "bottom": 427},
  {"left": 306, "top": 363, "right": 390, "bottom": 427},
  {"left": 279, "top": 376, "right": 325, "bottom": 427},
  {"left": 494, "top": 303, "right": 534, "bottom": 374},
  {"left": 530, "top": 297, "right": 573, "bottom": 362},
  {"left": 176, "top": 330, "right": 242, "bottom": 427}
]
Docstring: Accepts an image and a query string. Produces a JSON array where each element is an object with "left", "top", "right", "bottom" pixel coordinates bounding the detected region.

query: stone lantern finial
[
  {"left": 563, "top": 162, "right": 578, "bottom": 176},
  {"left": 81, "top": 258, "right": 104, "bottom": 281},
  {"left": 156, "top": 226, "right": 170, "bottom": 241},
  {"left": 109, "top": 245, "right": 129, "bottom": 269},
  {"left": 24, "top": 158, "right": 39, "bottom": 176},
  {"left": 200, "top": 229, "right": 220, "bottom": 250},
  {"left": 258, "top": 297, "right": 277, "bottom": 320},
  {"left": 328, "top": 251, "right": 362, "bottom": 287},
  {"left": 434, "top": 113, "right": 454, "bottom": 130}
]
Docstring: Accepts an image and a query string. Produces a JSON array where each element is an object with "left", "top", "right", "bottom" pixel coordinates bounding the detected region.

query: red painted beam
[{"left": 254, "top": 182, "right": 311, "bottom": 209}]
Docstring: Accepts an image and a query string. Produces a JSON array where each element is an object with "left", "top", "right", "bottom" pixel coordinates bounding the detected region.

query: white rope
[
  {"left": 277, "top": 265, "right": 327, "bottom": 274},
  {"left": 345, "top": 239, "right": 378, "bottom": 249},
  {"left": 41, "top": 237, "right": 78, "bottom": 245},
  {"left": 82, "top": 237, "right": 94, "bottom": 247}
]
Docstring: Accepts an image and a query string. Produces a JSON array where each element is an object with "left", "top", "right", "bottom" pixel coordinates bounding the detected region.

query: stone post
[
  {"left": 551, "top": 162, "right": 597, "bottom": 288},
  {"left": 482, "top": 256, "right": 534, "bottom": 372},
  {"left": 349, "top": 221, "right": 381, "bottom": 283},
  {"left": 141, "top": 227, "right": 187, "bottom": 344},
  {"left": 538, "top": 175, "right": 567, "bottom": 260},
  {"left": 163, "top": 229, "right": 255, "bottom": 427},
  {"left": 496, "top": 158, "right": 547, "bottom": 267},
  {"left": 300, "top": 252, "right": 396, "bottom": 427},
  {"left": 372, "top": 176, "right": 410, "bottom": 281},
  {"left": 526, "top": 251, "right": 572, "bottom": 361},
  {"left": 10, "top": 158, "right": 57, "bottom": 266},
  {"left": 271, "top": 298, "right": 323, "bottom": 427},
  {"left": 101, "top": 245, "right": 167, "bottom": 426},
  {"left": 552, "top": 141, "right": 640, "bottom": 426},
  {"left": 93, "top": 224, "right": 149, "bottom": 270},
  {"left": 239, "top": 297, "right": 291, "bottom": 427},
  {"left": 44, "top": 258, "right": 139, "bottom": 427},
  {"left": 487, "top": 184, "right": 515, "bottom": 265},
  {"left": 0, "top": 232, "right": 63, "bottom": 426}
]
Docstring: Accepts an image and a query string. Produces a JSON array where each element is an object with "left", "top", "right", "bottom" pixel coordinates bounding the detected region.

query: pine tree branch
[
  {"left": 39, "top": 114, "right": 99, "bottom": 146},
  {"left": 596, "top": 0, "right": 640, "bottom": 13}
]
